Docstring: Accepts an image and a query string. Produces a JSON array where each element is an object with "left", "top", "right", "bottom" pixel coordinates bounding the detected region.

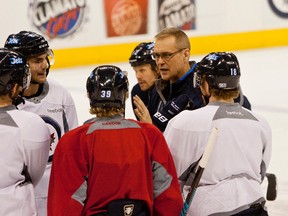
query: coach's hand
[{"left": 133, "top": 95, "right": 152, "bottom": 124}]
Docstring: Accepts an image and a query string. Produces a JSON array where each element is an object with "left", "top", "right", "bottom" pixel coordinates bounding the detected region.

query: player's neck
[
  {"left": 209, "top": 96, "right": 234, "bottom": 103},
  {"left": 0, "top": 96, "right": 12, "bottom": 107},
  {"left": 23, "top": 83, "right": 40, "bottom": 97}
]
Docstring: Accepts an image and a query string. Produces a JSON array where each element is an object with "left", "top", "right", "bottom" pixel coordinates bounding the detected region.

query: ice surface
[{"left": 50, "top": 46, "right": 288, "bottom": 215}]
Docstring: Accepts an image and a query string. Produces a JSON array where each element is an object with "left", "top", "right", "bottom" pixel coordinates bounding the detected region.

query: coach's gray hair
[{"left": 154, "top": 27, "right": 190, "bottom": 50}]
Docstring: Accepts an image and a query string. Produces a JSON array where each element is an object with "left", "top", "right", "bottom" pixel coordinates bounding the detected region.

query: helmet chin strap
[
  {"left": 12, "top": 95, "right": 25, "bottom": 107},
  {"left": 11, "top": 89, "right": 25, "bottom": 107},
  {"left": 46, "top": 58, "right": 50, "bottom": 76}
]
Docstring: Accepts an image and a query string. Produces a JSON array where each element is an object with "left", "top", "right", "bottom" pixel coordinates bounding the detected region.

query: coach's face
[{"left": 154, "top": 36, "right": 189, "bottom": 83}]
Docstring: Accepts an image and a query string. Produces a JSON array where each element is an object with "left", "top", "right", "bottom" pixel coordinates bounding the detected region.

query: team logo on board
[
  {"left": 158, "top": 0, "right": 196, "bottom": 31},
  {"left": 28, "top": 0, "right": 86, "bottom": 39}
]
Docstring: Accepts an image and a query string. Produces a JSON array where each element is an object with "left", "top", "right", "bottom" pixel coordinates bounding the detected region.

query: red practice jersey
[{"left": 48, "top": 115, "right": 183, "bottom": 216}]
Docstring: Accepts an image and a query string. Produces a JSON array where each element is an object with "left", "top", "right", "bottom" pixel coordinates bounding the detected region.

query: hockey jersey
[
  {"left": 17, "top": 78, "right": 79, "bottom": 215},
  {"left": 164, "top": 102, "right": 272, "bottom": 216},
  {"left": 48, "top": 115, "right": 183, "bottom": 216},
  {"left": 0, "top": 105, "right": 50, "bottom": 216}
]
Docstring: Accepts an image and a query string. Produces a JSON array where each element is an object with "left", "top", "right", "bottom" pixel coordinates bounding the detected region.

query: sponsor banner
[
  {"left": 28, "top": 0, "right": 86, "bottom": 39},
  {"left": 158, "top": 0, "right": 196, "bottom": 31},
  {"left": 104, "top": 0, "right": 148, "bottom": 37}
]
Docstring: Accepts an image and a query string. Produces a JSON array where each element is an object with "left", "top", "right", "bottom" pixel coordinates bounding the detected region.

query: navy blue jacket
[{"left": 148, "top": 62, "right": 205, "bottom": 131}]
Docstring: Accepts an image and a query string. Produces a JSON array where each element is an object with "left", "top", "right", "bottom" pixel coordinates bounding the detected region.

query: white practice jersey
[
  {"left": 0, "top": 105, "right": 50, "bottom": 216},
  {"left": 17, "top": 78, "right": 79, "bottom": 215},
  {"left": 164, "top": 102, "right": 272, "bottom": 216}
]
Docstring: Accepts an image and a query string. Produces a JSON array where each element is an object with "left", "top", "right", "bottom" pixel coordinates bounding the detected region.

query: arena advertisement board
[
  {"left": 28, "top": 0, "right": 86, "bottom": 39},
  {"left": 158, "top": 0, "right": 196, "bottom": 31},
  {"left": 104, "top": 0, "right": 148, "bottom": 37},
  {"left": 1, "top": 0, "right": 286, "bottom": 67}
]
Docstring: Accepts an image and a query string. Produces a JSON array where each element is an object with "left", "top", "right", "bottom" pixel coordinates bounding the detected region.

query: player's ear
[
  {"left": 11, "top": 83, "right": 22, "bottom": 98},
  {"left": 200, "top": 80, "right": 210, "bottom": 97}
]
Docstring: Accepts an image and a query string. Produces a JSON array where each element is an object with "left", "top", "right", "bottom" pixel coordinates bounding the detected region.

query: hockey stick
[{"left": 180, "top": 127, "right": 219, "bottom": 216}]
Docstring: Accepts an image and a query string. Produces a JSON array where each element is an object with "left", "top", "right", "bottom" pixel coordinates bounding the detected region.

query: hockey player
[
  {"left": 129, "top": 41, "right": 160, "bottom": 120},
  {"left": 48, "top": 65, "right": 183, "bottom": 216},
  {"left": 0, "top": 48, "right": 50, "bottom": 216},
  {"left": 4, "top": 31, "right": 79, "bottom": 215},
  {"left": 133, "top": 27, "right": 205, "bottom": 132},
  {"left": 164, "top": 52, "right": 272, "bottom": 215}
]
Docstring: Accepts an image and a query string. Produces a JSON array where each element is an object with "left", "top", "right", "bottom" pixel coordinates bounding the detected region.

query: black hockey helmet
[
  {"left": 86, "top": 65, "right": 129, "bottom": 108},
  {"left": 129, "top": 42, "right": 156, "bottom": 68},
  {"left": 4, "top": 31, "right": 54, "bottom": 74},
  {"left": 0, "top": 48, "right": 30, "bottom": 95},
  {"left": 194, "top": 52, "right": 240, "bottom": 89}
]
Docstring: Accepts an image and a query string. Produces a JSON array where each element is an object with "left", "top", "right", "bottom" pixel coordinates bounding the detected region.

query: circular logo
[
  {"left": 158, "top": 0, "right": 196, "bottom": 30},
  {"left": 111, "top": 0, "right": 142, "bottom": 36},
  {"left": 268, "top": 0, "right": 288, "bottom": 18},
  {"left": 28, "top": 0, "right": 86, "bottom": 38},
  {"left": 41, "top": 115, "right": 62, "bottom": 162}
]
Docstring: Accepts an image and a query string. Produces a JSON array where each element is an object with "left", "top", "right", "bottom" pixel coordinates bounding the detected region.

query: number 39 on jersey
[{"left": 101, "top": 90, "right": 111, "bottom": 98}]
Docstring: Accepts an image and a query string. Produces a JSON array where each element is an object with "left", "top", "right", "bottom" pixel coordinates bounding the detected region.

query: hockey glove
[{"left": 153, "top": 94, "right": 192, "bottom": 132}]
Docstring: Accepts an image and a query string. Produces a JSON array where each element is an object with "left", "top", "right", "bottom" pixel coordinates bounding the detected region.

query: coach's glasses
[{"left": 151, "top": 48, "right": 186, "bottom": 61}]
